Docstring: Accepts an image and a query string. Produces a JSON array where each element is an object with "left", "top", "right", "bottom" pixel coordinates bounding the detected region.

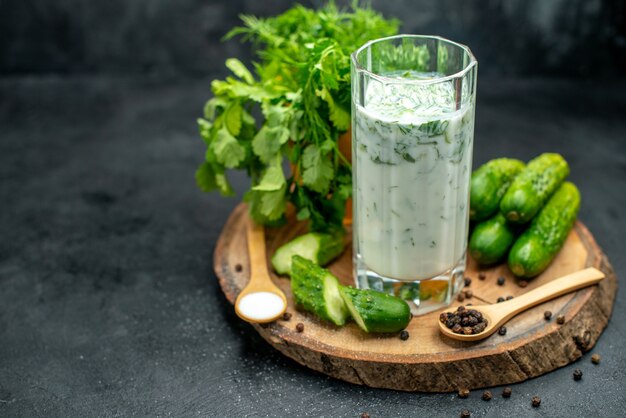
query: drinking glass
[{"left": 351, "top": 35, "right": 478, "bottom": 315}]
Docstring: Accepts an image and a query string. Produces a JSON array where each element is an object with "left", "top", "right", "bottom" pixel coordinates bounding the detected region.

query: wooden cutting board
[{"left": 213, "top": 203, "right": 617, "bottom": 392}]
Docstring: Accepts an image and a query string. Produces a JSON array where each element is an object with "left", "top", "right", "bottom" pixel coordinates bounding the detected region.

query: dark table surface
[{"left": 1, "top": 76, "right": 625, "bottom": 417}]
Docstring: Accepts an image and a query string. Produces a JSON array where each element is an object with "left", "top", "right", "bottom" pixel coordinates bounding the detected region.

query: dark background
[
  {"left": 1, "top": 1, "right": 626, "bottom": 417},
  {"left": 1, "top": 0, "right": 625, "bottom": 78}
]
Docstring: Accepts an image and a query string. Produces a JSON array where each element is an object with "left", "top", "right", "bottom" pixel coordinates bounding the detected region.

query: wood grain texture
[{"left": 214, "top": 203, "right": 617, "bottom": 392}]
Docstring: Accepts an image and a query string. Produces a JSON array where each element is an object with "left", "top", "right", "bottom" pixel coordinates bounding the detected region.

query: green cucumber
[
  {"left": 290, "top": 255, "right": 349, "bottom": 326},
  {"left": 339, "top": 287, "right": 411, "bottom": 333},
  {"left": 469, "top": 212, "right": 520, "bottom": 265},
  {"left": 470, "top": 158, "right": 525, "bottom": 221},
  {"left": 500, "top": 153, "right": 570, "bottom": 223},
  {"left": 271, "top": 232, "right": 345, "bottom": 275},
  {"left": 508, "top": 182, "right": 580, "bottom": 278}
]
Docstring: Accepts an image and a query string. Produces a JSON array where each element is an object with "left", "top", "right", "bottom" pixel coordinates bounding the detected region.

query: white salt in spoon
[{"left": 235, "top": 218, "right": 287, "bottom": 323}]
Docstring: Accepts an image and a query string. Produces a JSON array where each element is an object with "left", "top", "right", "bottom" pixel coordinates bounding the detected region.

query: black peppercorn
[
  {"left": 556, "top": 315, "right": 565, "bottom": 325},
  {"left": 502, "top": 387, "right": 512, "bottom": 398},
  {"left": 506, "top": 295, "right": 514, "bottom": 300},
  {"left": 473, "top": 322, "right": 487, "bottom": 334},
  {"left": 460, "top": 410, "right": 471, "bottom": 418},
  {"left": 497, "top": 296, "right": 505, "bottom": 303},
  {"left": 544, "top": 311, "right": 552, "bottom": 320},
  {"left": 458, "top": 388, "right": 470, "bottom": 398},
  {"left": 464, "top": 277, "right": 472, "bottom": 287},
  {"left": 296, "top": 323, "right": 304, "bottom": 332},
  {"left": 518, "top": 280, "right": 528, "bottom": 288},
  {"left": 457, "top": 293, "right": 465, "bottom": 302},
  {"left": 573, "top": 369, "right": 583, "bottom": 381},
  {"left": 482, "top": 391, "right": 492, "bottom": 401},
  {"left": 399, "top": 330, "right": 410, "bottom": 341},
  {"left": 478, "top": 272, "right": 486, "bottom": 280},
  {"left": 498, "top": 326, "right": 507, "bottom": 336},
  {"left": 282, "top": 312, "right": 292, "bottom": 321},
  {"left": 497, "top": 276, "right": 505, "bottom": 286},
  {"left": 235, "top": 263, "right": 243, "bottom": 272},
  {"left": 591, "top": 353, "right": 601, "bottom": 364},
  {"left": 465, "top": 290, "right": 473, "bottom": 299},
  {"left": 532, "top": 396, "right": 541, "bottom": 407}
]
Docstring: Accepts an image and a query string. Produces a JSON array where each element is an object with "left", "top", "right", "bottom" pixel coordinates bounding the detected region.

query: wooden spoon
[
  {"left": 235, "top": 217, "right": 287, "bottom": 323},
  {"left": 438, "top": 267, "right": 605, "bottom": 342}
]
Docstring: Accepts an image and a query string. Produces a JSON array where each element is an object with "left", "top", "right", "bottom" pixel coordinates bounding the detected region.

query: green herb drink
[{"left": 351, "top": 35, "right": 477, "bottom": 314}]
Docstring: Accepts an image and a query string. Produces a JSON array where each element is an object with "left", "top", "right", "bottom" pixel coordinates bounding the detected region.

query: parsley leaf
[
  {"left": 212, "top": 128, "right": 245, "bottom": 168},
  {"left": 302, "top": 144, "right": 334, "bottom": 195},
  {"left": 252, "top": 125, "right": 289, "bottom": 164}
]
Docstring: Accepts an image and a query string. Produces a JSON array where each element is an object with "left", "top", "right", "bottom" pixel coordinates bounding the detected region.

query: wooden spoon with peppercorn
[
  {"left": 438, "top": 267, "right": 605, "bottom": 341},
  {"left": 234, "top": 217, "right": 287, "bottom": 323}
]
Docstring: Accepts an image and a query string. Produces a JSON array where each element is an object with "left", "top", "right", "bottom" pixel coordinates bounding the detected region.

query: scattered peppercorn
[
  {"left": 460, "top": 410, "right": 471, "bottom": 418},
  {"left": 458, "top": 388, "right": 470, "bottom": 398},
  {"left": 482, "top": 391, "right": 492, "bottom": 401},
  {"left": 464, "top": 290, "right": 473, "bottom": 299},
  {"left": 573, "top": 369, "right": 583, "bottom": 381},
  {"left": 502, "top": 387, "right": 512, "bottom": 398},
  {"left": 478, "top": 272, "right": 486, "bottom": 280},
  {"left": 497, "top": 276, "right": 505, "bottom": 286},
  {"left": 464, "top": 277, "right": 472, "bottom": 287},
  {"left": 544, "top": 311, "right": 552, "bottom": 320},
  {"left": 361, "top": 413, "right": 370, "bottom": 418},
  {"left": 466, "top": 303, "right": 473, "bottom": 306},
  {"left": 440, "top": 307, "right": 488, "bottom": 335},
  {"left": 556, "top": 315, "right": 565, "bottom": 325},
  {"left": 457, "top": 293, "right": 466, "bottom": 302},
  {"left": 518, "top": 280, "right": 528, "bottom": 288},
  {"left": 498, "top": 326, "right": 507, "bottom": 336},
  {"left": 497, "top": 297, "right": 505, "bottom": 303},
  {"left": 399, "top": 330, "right": 410, "bottom": 341},
  {"left": 282, "top": 312, "right": 292, "bottom": 321},
  {"left": 532, "top": 396, "right": 541, "bottom": 407},
  {"left": 506, "top": 295, "right": 514, "bottom": 300},
  {"left": 296, "top": 323, "right": 304, "bottom": 332},
  {"left": 591, "top": 353, "right": 601, "bottom": 364},
  {"left": 235, "top": 263, "right": 243, "bottom": 272}
]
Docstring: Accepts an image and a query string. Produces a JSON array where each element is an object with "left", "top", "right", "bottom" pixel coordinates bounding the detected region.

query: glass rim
[{"left": 351, "top": 34, "right": 477, "bottom": 85}]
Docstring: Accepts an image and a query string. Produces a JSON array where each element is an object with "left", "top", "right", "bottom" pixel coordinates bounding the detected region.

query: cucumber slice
[
  {"left": 291, "top": 256, "right": 349, "bottom": 326},
  {"left": 340, "top": 287, "right": 411, "bottom": 333},
  {"left": 271, "top": 232, "right": 345, "bottom": 276}
]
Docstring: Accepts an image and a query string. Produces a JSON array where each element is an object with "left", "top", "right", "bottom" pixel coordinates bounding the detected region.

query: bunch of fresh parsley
[{"left": 195, "top": 2, "right": 398, "bottom": 231}]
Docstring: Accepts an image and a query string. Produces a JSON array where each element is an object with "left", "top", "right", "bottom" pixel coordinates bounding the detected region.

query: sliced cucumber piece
[
  {"left": 340, "top": 287, "right": 411, "bottom": 333},
  {"left": 291, "top": 255, "right": 349, "bottom": 326},
  {"left": 271, "top": 232, "right": 345, "bottom": 276}
]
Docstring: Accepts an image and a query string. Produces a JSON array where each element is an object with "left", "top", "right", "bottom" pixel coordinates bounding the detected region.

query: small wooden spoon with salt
[
  {"left": 438, "top": 267, "right": 605, "bottom": 342},
  {"left": 235, "top": 217, "right": 287, "bottom": 323}
]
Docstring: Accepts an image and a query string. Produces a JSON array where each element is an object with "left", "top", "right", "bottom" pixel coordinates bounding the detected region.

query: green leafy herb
[{"left": 195, "top": 2, "right": 398, "bottom": 231}]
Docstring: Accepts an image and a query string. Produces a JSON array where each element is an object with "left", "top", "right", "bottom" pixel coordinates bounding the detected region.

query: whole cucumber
[
  {"left": 470, "top": 158, "right": 525, "bottom": 221},
  {"left": 469, "top": 212, "right": 520, "bottom": 265},
  {"left": 508, "top": 182, "right": 580, "bottom": 278},
  {"left": 500, "top": 153, "right": 569, "bottom": 223}
]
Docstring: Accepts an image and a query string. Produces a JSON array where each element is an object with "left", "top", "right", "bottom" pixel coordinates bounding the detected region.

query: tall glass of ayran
[{"left": 351, "top": 35, "right": 478, "bottom": 315}]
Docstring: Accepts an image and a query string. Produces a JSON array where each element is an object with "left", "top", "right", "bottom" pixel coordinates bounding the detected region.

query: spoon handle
[
  {"left": 496, "top": 268, "right": 605, "bottom": 321},
  {"left": 246, "top": 217, "right": 268, "bottom": 285}
]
